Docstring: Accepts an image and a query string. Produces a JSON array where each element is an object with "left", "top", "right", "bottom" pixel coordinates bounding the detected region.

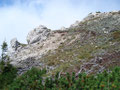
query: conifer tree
[
  {"left": 1, "top": 41, "right": 8, "bottom": 61},
  {"left": 0, "top": 41, "right": 8, "bottom": 72},
  {"left": 0, "top": 41, "right": 17, "bottom": 89}
]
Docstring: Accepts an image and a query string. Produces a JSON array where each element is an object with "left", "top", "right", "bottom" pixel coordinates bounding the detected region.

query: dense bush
[
  {"left": 0, "top": 41, "right": 120, "bottom": 90},
  {"left": 7, "top": 68, "right": 46, "bottom": 90},
  {"left": 5, "top": 67, "right": 120, "bottom": 90},
  {"left": 0, "top": 61, "right": 17, "bottom": 89},
  {"left": 0, "top": 41, "right": 17, "bottom": 89}
]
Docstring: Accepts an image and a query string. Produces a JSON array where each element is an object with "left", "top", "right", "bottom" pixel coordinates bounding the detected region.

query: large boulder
[
  {"left": 10, "top": 38, "right": 21, "bottom": 51},
  {"left": 27, "top": 25, "right": 51, "bottom": 44}
]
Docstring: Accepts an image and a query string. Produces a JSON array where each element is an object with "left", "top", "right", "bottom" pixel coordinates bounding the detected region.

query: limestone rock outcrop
[
  {"left": 9, "top": 28, "right": 67, "bottom": 74},
  {"left": 60, "top": 26, "right": 67, "bottom": 31},
  {"left": 26, "top": 25, "right": 51, "bottom": 44},
  {"left": 8, "top": 11, "right": 120, "bottom": 75},
  {"left": 70, "top": 20, "right": 80, "bottom": 28},
  {"left": 10, "top": 38, "right": 21, "bottom": 51},
  {"left": 82, "top": 11, "right": 120, "bottom": 33},
  {"left": 69, "top": 11, "right": 120, "bottom": 33}
]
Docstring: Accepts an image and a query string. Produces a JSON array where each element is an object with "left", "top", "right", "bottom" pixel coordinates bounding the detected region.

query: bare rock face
[
  {"left": 8, "top": 11, "right": 120, "bottom": 75},
  {"left": 9, "top": 28, "right": 67, "bottom": 74},
  {"left": 10, "top": 38, "right": 21, "bottom": 51},
  {"left": 70, "top": 11, "right": 120, "bottom": 33},
  {"left": 70, "top": 20, "right": 80, "bottom": 28},
  {"left": 83, "top": 13, "right": 95, "bottom": 21},
  {"left": 26, "top": 25, "right": 51, "bottom": 44},
  {"left": 60, "top": 26, "right": 67, "bottom": 31}
]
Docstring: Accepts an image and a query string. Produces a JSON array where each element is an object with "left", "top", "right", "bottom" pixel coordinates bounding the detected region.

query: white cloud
[
  {"left": 0, "top": 6, "right": 41, "bottom": 45},
  {"left": 0, "top": 0, "right": 89, "bottom": 46},
  {"left": 0, "top": 0, "right": 120, "bottom": 50}
]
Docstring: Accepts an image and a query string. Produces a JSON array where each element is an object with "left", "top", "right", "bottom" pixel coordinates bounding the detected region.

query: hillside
[{"left": 8, "top": 11, "right": 120, "bottom": 76}]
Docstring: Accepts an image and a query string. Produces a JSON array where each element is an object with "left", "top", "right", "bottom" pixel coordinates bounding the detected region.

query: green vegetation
[
  {"left": 111, "top": 30, "right": 120, "bottom": 42},
  {"left": 0, "top": 41, "right": 120, "bottom": 90},
  {"left": 3, "top": 66, "right": 120, "bottom": 90},
  {"left": 7, "top": 68, "right": 46, "bottom": 90},
  {"left": 96, "top": 11, "right": 101, "bottom": 13},
  {"left": 0, "top": 41, "right": 17, "bottom": 89},
  {"left": 0, "top": 62, "right": 17, "bottom": 89},
  {"left": 20, "top": 43, "right": 27, "bottom": 47},
  {"left": 1, "top": 41, "right": 8, "bottom": 61}
]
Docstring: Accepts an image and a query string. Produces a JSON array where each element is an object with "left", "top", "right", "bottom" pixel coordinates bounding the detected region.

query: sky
[{"left": 0, "top": 0, "right": 120, "bottom": 49}]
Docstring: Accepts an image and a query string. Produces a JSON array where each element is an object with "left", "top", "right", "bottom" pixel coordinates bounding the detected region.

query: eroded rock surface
[
  {"left": 27, "top": 25, "right": 51, "bottom": 44},
  {"left": 71, "top": 11, "right": 120, "bottom": 33},
  {"left": 9, "top": 29, "right": 67, "bottom": 74},
  {"left": 9, "top": 11, "right": 120, "bottom": 75},
  {"left": 10, "top": 38, "right": 21, "bottom": 51}
]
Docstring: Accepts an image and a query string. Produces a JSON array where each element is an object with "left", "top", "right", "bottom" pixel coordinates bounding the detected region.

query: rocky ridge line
[{"left": 9, "top": 11, "right": 120, "bottom": 75}]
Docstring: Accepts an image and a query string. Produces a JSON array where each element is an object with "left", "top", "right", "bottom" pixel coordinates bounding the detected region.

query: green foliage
[
  {"left": 1, "top": 41, "right": 7, "bottom": 53},
  {"left": 96, "top": 11, "right": 101, "bottom": 13},
  {"left": 0, "top": 41, "right": 17, "bottom": 89},
  {"left": 3, "top": 66, "right": 120, "bottom": 90},
  {"left": 1, "top": 41, "right": 8, "bottom": 61},
  {"left": 7, "top": 68, "right": 46, "bottom": 90},
  {"left": 111, "top": 30, "right": 120, "bottom": 42},
  {"left": 0, "top": 41, "right": 120, "bottom": 90},
  {"left": 0, "top": 62, "right": 17, "bottom": 89}
]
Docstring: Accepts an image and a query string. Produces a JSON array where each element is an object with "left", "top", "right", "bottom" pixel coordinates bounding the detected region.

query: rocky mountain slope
[{"left": 9, "top": 11, "right": 120, "bottom": 75}]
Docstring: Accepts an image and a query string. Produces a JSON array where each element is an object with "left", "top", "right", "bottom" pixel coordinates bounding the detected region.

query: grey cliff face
[
  {"left": 10, "top": 38, "right": 21, "bottom": 51},
  {"left": 70, "top": 11, "right": 120, "bottom": 33},
  {"left": 70, "top": 20, "right": 80, "bottom": 27},
  {"left": 60, "top": 26, "right": 67, "bottom": 31},
  {"left": 9, "top": 25, "right": 67, "bottom": 74},
  {"left": 8, "top": 11, "right": 120, "bottom": 75},
  {"left": 26, "top": 25, "right": 51, "bottom": 44}
]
